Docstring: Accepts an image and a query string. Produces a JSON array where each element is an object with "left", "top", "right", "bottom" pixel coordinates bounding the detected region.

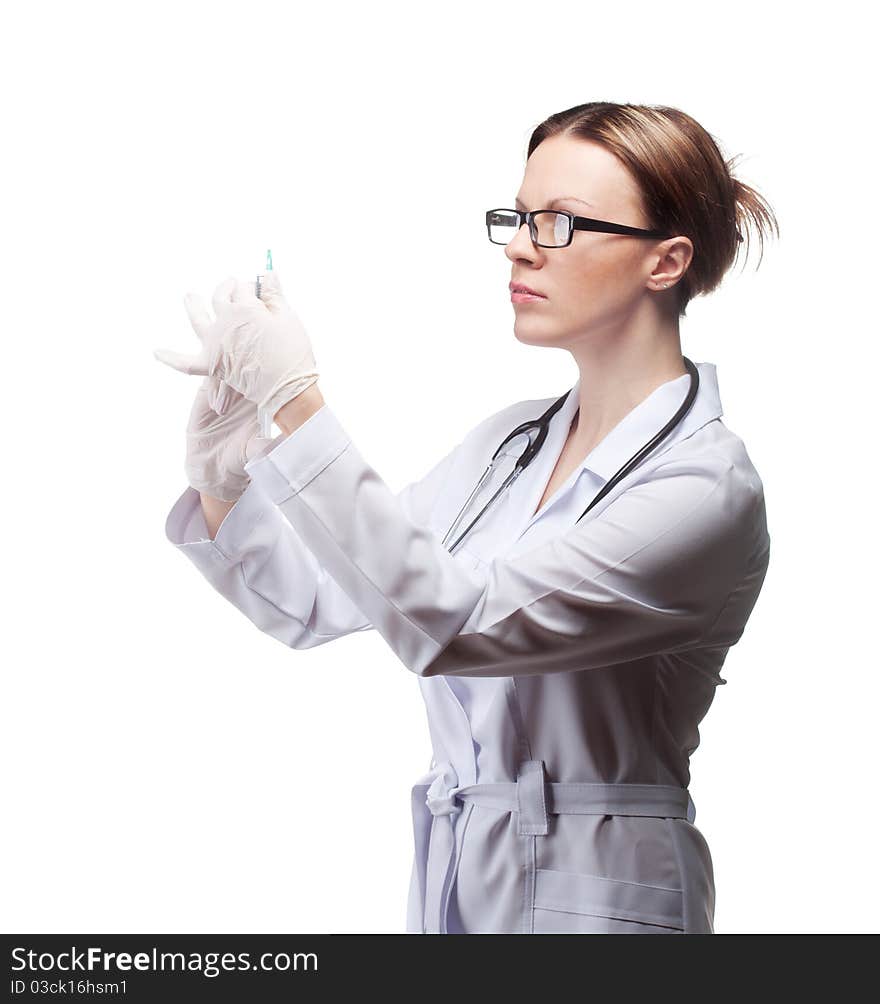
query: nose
[{"left": 504, "top": 219, "right": 540, "bottom": 264}]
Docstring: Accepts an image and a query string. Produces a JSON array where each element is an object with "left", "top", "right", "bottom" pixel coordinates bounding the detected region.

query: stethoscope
[{"left": 441, "top": 357, "right": 700, "bottom": 555}]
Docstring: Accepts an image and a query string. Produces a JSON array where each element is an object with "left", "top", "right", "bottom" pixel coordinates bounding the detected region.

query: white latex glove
[
  {"left": 154, "top": 273, "right": 319, "bottom": 428},
  {"left": 155, "top": 289, "right": 281, "bottom": 501},
  {"left": 184, "top": 376, "right": 278, "bottom": 502}
]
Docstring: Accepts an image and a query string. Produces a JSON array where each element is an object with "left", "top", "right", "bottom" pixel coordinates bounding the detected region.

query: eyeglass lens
[{"left": 488, "top": 210, "right": 571, "bottom": 247}]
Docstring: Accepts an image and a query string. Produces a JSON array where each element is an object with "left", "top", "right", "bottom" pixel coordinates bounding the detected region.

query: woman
[{"left": 156, "top": 102, "right": 776, "bottom": 934}]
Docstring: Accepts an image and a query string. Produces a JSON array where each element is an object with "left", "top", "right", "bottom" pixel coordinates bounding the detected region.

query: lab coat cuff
[
  {"left": 244, "top": 404, "right": 351, "bottom": 504},
  {"left": 165, "top": 479, "right": 280, "bottom": 564}
]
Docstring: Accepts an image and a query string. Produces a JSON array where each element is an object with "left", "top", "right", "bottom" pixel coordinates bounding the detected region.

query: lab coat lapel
[
  {"left": 516, "top": 361, "right": 724, "bottom": 537},
  {"left": 581, "top": 361, "right": 723, "bottom": 483},
  {"left": 507, "top": 380, "right": 581, "bottom": 537}
]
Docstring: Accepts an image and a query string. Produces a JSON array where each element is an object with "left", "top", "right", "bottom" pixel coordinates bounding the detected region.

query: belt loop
[
  {"left": 686, "top": 791, "right": 696, "bottom": 823},
  {"left": 516, "top": 759, "right": 549, "bottom": 836}
]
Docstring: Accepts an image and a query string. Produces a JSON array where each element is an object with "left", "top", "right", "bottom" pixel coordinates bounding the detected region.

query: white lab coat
[{"left": 165, "top": 360, "right": 770, "bottom": 934}]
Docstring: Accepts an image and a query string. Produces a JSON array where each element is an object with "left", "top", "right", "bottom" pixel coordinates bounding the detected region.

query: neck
[{"left": 568, "top": 325, "right": 687, "bottom": 454}]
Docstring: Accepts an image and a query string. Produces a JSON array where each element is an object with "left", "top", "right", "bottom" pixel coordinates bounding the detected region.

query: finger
[
  {"left": 207, "top": 377, "right": 223, "bottom": 413},
  {"left": 211, "top": 276, "right": 238, "bottom": 319},
  {"left": 232, "top": 277, "right": 262, "bottom": 306},
  {"left": 210, "top": 378, "right": 235, "bottom": 415},
  {"left": 260, "top": 271, "right": 284, "bottom": 299},
  {"left": 184, "top": 291, "right": 213, "bottom": 343},
  {"left": 258, "top": 271, "right": 288, "bottom": 315},
  {"left": 153, "top": 346, "right": 210, "bottom": 376}
]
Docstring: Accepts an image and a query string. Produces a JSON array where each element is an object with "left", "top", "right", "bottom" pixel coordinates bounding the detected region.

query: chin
[{"left": 512, "top": 323, "right": 568, "bottom": 348}]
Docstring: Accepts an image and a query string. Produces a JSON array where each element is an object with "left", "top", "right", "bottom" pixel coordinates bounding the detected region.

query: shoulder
[
  {"left": 642, "top": 419, "right": 770, "bottom": 569},
  {"left": 434, "top": 390, "right": 563, "bottom": 485},
  {"left": 415, "top": 391, "right": 563, "bottom": 529},
  {"left": 656, "top": 417, "right": 765, "bottom": 498},
  {"left": 457, "top": 390, "right": 563, "bottom": 452}
]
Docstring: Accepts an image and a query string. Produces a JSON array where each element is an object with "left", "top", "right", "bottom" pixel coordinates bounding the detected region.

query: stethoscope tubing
[
  {"left": 442, "top": 464, "right": 523, "bottom": 553},
  {"left": 443, "top": 357, "right": 700, "bottom": 556}
]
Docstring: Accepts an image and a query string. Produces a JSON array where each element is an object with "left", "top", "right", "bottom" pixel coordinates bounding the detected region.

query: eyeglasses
[
  {"left": 486, "top": 208, "right": 673, "bottom": 248},
  {"left": 488, "top": 208, "right": 745, "bottom": 248}
]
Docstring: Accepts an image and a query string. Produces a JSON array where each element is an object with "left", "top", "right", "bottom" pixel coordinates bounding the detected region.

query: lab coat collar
[{"left": 555, "top": 360, "right": 724, "bottom": 484}]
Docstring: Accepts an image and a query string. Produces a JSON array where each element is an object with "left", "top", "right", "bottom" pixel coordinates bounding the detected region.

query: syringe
[{"left": 255, "top": 248, "right": 274, "bottom": 438}]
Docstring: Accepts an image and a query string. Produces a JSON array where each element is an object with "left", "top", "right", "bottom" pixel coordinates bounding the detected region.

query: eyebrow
[{"left": 514, "top": 195, "right": 595, "bottom": 211}]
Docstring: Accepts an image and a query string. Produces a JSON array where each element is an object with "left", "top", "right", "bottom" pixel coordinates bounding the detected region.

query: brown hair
[{"left": 527, "top": 102, "right": 779, "bottom": 317}]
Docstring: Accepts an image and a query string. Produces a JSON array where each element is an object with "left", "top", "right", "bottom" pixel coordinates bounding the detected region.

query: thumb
[{"left": 153, "top": 346, "right": 210, "bottom": 376}]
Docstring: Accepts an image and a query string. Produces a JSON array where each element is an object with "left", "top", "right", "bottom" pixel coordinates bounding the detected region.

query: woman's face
[{"left": 505, "top": 134, "right": 686, "bottom": 348}]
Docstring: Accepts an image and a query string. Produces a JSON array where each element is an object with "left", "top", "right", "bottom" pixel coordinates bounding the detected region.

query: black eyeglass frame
[{"left": 486, "top": 207, "right": 673, "bottom": 248}]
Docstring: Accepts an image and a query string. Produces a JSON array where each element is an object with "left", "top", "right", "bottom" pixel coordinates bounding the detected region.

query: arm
[
  {"left": 244, "top": 404, "right": 771, "bottom": 678},
  {"left": 165, "top": 423, "right": 462, "bottom": 652},
  {"left": 197, "top": 387, "right": 326, "bottom": 538},
  {"left": 200, "top": 493, "right": 236, "bottom": 539}
]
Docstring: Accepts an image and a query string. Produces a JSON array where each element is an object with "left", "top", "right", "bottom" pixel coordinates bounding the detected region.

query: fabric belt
[{"left": 412, "top": 758, "right": 695, "bottom": 934}]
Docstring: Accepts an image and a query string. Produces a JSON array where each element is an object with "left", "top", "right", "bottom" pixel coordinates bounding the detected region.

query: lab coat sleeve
[
  {"left": 164, "top": 428, "right": 460, "bottom": 651},
  {"left": 244, "top": 404, "right": 771, "bottom": 678}
]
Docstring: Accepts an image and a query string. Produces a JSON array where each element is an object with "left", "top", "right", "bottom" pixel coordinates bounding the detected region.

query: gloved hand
[
  {"left": 154, "top": 273, "right": 319, "bottom": 429},
  {"left": 184, "top": 374, "right": 278, "bottom": 502},
  {"left": 156, "top": 288, "right": 281, "bottom": 501}
]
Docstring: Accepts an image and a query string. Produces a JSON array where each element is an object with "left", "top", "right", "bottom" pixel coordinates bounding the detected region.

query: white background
[{"left": 2, "top": 0, "right": 876, "bottom": 934}]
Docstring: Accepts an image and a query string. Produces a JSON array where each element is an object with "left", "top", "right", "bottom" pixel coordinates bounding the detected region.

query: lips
[{"left": 509, "top": 282, "right": 546, "bottom": 297}]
